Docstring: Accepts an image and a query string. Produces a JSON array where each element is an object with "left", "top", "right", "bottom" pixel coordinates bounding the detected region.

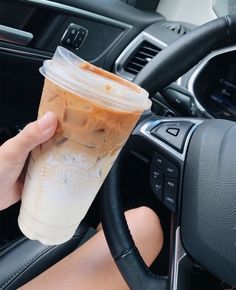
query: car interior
[{"left": 0, "top": 0, "right": 235, "bottom": 289}]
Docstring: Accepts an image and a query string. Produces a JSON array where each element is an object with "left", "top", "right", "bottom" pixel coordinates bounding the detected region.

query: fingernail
[{"left": 38, "top": 111, "right": 54, "bottom": 131}]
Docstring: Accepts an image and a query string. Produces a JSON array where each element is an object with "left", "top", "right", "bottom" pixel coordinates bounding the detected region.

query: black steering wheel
[{"left": 100, "top": 15, "right": 236, "bottom": 289}]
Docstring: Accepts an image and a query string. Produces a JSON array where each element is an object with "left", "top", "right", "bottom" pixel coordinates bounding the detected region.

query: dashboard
[
  {"left": 114, "top": 17, "right": 236, "bottom": 122},
  {"left": 188, "top": 47, "right": 236, "bottom": 121}
]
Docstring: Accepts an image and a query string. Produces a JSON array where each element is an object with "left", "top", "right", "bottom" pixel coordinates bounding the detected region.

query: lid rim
[{"left": 40, "top": 47, "right": 151, "bottom": 112}]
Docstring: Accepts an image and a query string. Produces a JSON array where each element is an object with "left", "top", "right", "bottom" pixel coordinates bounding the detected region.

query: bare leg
[{"left": 20, "top": 206, "right": 163, "bottom": 290}]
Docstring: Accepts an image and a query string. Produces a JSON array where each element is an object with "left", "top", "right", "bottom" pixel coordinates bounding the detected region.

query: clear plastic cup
[{"left": 18, "top": 46, "right": 151, "bottom": 245}]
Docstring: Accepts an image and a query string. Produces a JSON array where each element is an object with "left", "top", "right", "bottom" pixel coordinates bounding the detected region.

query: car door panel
[
  {"left": 0, "top": 0, "right": 164, "bottom": 60},
  {"left": 0, "top": 49, "right": 46, "bottom": 127}
]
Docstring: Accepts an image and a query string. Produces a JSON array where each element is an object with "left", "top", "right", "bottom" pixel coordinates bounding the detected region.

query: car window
[{"left": 213, "top": 0, "right": 236, "bottom": 16}]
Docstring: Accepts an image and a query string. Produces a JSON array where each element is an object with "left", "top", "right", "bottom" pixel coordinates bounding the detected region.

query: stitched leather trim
[{"left": 0, "top": 244, "right": 53, "bottom": 289}]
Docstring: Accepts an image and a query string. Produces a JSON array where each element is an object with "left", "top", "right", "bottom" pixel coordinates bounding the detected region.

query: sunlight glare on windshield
[{"left": 213, "top": 0, "right": 236, "bottom": 16}]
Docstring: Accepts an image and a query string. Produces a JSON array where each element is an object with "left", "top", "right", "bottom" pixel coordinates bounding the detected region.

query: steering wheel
[{"left": 100, "top": 15, "right": 236, "bottom": 289}]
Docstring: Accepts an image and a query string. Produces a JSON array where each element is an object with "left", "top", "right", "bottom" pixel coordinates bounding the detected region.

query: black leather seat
[{"left": 0, "top": 223, "right": 96, "bottom": 290}]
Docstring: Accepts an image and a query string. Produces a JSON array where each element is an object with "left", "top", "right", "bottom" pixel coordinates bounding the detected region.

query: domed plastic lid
[{"left": 40, "top": 46, "right": 151, "bottom": 113}]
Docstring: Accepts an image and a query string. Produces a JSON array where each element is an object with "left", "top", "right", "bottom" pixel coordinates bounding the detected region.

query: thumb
[{"left": 1, "top": 111, "right": 58, "bottom": 164}]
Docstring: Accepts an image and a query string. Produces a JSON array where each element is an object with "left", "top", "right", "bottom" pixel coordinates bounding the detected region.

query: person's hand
[{"left": 0, "top": 112, "right": 58, "bottom": 210}]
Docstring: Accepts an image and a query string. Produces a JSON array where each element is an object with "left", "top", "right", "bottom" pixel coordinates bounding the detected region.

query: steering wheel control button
[
  {"left": 152, "top": 152, "right": 178, "bottom": 178},
  {"left": 166, "top": 127, "right": 179, "bottom": 136},
  {"left": 152, "top": 151, "right": 165, "bottom": 167},
  {"left": 150, "top": 165, "right": 163, "bottom": 200},
  {"left": 164, "top": 178, "right": 178, "bottom": 212},
  {"left": 61, "top": 24, "right": 88, "bottom": 49},
  {"left": 165, "top": 161, "right": 178, "bottom": 178},
  {"left": 151, "top": 121, "right": 194, "bottom": 152}
]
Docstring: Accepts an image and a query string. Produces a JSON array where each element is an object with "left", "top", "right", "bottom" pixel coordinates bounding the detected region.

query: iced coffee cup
[{"left": 18, "top": 46, "right": 151, "bottom": 245}]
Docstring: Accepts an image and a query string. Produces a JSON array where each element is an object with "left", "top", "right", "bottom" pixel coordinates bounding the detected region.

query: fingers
[
  {"left": 0, "top": 183, "right": 22, "bottom": 211},
  {"left": 23, "top": 111, "right": 58, "bottom": 150},
  {"left": 0, "top": 112, "right": 58, "bottom": 164}
]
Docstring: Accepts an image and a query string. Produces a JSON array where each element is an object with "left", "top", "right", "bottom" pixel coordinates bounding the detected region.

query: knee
[
  {"left": 134, "top": 206, "right": 163, "bottom": 244},
  {"left": 127, "top": 206, "right": 162, "bottom": 234},
  {"left": 134, "top": 206, "right": 162, "bottom": 228},
  {"left": 125, "top": 206, "right": 164, "bottom": 266}
]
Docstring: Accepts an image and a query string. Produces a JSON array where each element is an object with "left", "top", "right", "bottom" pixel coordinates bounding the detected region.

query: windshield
[{"left": 213, "top": 0, "right": 236, "bottom": 17}]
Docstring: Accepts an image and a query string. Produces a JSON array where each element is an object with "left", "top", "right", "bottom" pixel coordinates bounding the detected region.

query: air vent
[
  {"left": 162, "top": 23, "right": 189, "bottom": 36},
  {"left": 123, "top": 41, "right": 161, "bottom": 76}
]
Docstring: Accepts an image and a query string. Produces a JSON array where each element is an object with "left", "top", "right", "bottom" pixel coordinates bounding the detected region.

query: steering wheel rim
[
  {"left": 101, "top": 15, "right": 236, "bottom": 290},
  {"left": 100, "top": 149, "right": 168, "bottom": 290}
]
